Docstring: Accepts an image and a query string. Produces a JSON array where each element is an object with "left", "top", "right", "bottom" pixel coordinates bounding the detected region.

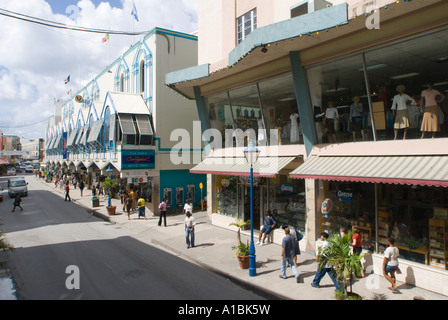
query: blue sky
[
  {"left": 47, "top": 0, "right": 123, "bottom": 15},
  {"left": 0, "top": 0, "right": 198, "bottom": 140}
]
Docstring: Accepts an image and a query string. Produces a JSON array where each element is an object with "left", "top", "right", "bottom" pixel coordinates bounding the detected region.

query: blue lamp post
[{"left": 243, "top": 141, "right": 260, "bottom": 277}]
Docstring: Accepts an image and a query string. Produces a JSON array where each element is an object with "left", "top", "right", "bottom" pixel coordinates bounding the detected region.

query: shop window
[
  {"left": 307, "top": 54, "right": 371, "bottom": 144},
  {"left": 215, "top": 176, "right": 239, "bottom": 217},
  {"left": 317, "top": 181, "right": 376, "bottom": 251},
  {"left": 365, "top": 29, "right": 448, "bottom": 140},
  {"left": 139, "top": 60, "right": 145, "bottom": 93},
  {"left": 378, "top": 184, "right": 448, "bottom": 268},
  {"left": 258, "top": 72, "right": 302, "bottom": 146}
]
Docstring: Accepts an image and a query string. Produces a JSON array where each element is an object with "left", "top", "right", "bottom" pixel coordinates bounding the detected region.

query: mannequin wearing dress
[
  {"left": 421, "top": 82, "right": 445, "bottom": 138},
  {"left": 290, "top": 113, "right": 300, "bottom": 143},
  {"left": 391, "top": 85, "right": 415, "bottom": 140}
]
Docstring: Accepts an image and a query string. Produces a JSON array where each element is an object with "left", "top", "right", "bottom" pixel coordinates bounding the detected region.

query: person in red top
[
  {"left": 64, "top": 182, "right": 71, "bottom": 202},
  {"left": 351, "top": 226, "right": 365, "bottom": 278}
]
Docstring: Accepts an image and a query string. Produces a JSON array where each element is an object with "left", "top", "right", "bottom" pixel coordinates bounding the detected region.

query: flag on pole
[
  {"left": 131, "top": 2, "right": 139, "bottom": 22},
  {"left": 102, "top": 33, "right": 110, "bottom": 43},
  {"left": 65, "top": 75, "right": 70, "bottom": 84}
]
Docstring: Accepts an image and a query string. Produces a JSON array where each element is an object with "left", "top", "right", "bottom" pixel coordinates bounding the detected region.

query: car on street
[
  {"left": 7, "top": 167, "right": 16, "bottom": 176},
  {"left": 25, "top": 165, "right": 34, "bottom": 173},
  {"left": 8, "top": 178, "right": 28, "bottom": 198}
]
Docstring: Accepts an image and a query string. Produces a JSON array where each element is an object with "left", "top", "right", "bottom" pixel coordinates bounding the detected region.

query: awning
[
  {"left": 67, "top": 128, "right": 79, "bottom": 147},
  {"left": 0, "top": 157, "right": 9, "bottom": 165},
  {"left": 190, "top": 156, "right": 298, "bottom": 178},
  {"left": 53, "top": 135, "right": 62, "bottom": 151},
  {"left": 290, "top": 155, "right": 448, "bottom": 188},
  {"left": 87, "top": 119, "right": 104, "bottom": 147}
]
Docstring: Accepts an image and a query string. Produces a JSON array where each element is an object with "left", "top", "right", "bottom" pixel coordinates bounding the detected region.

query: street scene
[{"left": 0, "top": 0, "right": 448, "bottom": 304}]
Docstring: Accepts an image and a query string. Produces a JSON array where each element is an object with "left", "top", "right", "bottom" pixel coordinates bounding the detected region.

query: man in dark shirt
[
  {"left": 279, "top": 226, "right": 302, "bottom": 283},
  {"left": 256, "top": 210, "right": 276, "bottom": 246}
]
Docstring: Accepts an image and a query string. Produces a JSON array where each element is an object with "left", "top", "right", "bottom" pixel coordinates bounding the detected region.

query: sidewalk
[{"left": 42, "top": 179, "right": 447, "bottom": 300}]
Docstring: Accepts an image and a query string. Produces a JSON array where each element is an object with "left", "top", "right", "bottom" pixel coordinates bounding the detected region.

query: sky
[{"left": 0, "top": 0, "right": 198, "bottom": 141}]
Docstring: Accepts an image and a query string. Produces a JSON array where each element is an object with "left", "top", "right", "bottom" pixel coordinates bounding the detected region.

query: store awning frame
[
  {"left": 290, "top": 155, "right": 448, "bottom": 188},
  {"left": 190, "top": 156, "right": 299, "bottom": 178}
]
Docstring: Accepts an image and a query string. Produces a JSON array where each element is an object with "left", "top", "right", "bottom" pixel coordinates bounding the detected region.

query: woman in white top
[
  {"left": 383, "top": 237, "right": 400, "bottom": 293},
  {"left": 391, "top": 85, "right": 416, "bottom": 140}
]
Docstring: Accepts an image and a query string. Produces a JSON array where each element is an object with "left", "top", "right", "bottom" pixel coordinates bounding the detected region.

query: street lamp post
[
  {"left": 106, "top": 164, "right": 113, "bottom": 207},
  {"left": 243, "top": 141, "right": 260, "bottom": 277}
]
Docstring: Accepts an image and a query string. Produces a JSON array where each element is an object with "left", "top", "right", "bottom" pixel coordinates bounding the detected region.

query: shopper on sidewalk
[
  {"left": 185, "top": 211, "right": 195, "bottom": 248},
  {"left": 311, "top": 232, "right": 342, "bottom": 290},
  {"left": 279, "top": 226, "right": 302, "bottom": 283},
  {"left": 11, "top": 195, "right": 23, "bottom": 212},
  {"left": 130, "top": 189, "right": 137, "bottom": 212},
  {"left": 383, "top": 237, "right": 400, "bottom": 293},
  {"left": 158, "top": 198, "right": 167, "bottom": 227},
  {"left": 64, "top": 182, "right": 71, "bottom": 202},
  {"left": 79, "top": 180, "right": 85, "bottom": 197},
  {"left": 256, "top": 210, "right": 276, "bottom": 246},
  {"left": 137, "top": 195, "right": 147, "bottom": 220},
  {"left": 125, "top": 195, "right": 132, "bottom": 220},
  {"left": 183, "top": 199, "right": 193, "bottom": 215}
]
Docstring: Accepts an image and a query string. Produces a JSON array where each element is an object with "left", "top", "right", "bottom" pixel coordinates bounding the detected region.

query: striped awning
[
  {"left": 290, "top": 155, "right": 448, "bottom": 187},
  {"left": 0, "top": 157, "right": 9, "bottom": 165},
  {"left": 190, "top": 156, "right": 298, "bottom": 177}
]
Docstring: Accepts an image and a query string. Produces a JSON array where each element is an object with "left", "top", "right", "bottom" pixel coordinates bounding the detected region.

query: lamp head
[{"left": 243, "top": 141, "right": 260, "bottom": 165}]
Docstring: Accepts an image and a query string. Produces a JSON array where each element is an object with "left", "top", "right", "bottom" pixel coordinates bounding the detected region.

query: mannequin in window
[
  {"left": 391, "top": 85, "right": 415, "bottom": 140},
  {"left": 324, "top": 101, "right": 339, "bottom": 143},
  {"left": 290, "top": 112, "right": 300, "bottom": 143},
  {"left": 421, "top": 82, "right": 445, "bottom": 138},
  {"left": 350, "top": 96, "right": 364, "bottom": 142}
]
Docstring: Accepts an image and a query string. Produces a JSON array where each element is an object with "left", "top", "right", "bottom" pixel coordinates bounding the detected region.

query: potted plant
[
  {"left": 229, "top": 218, "right": 251, "bottom": 269},
  {"left": 317, "top": 231, "right": 367, "bottom": 300},
  {"left": 102, "top": 177, "right": 118, "bottom": 215}
]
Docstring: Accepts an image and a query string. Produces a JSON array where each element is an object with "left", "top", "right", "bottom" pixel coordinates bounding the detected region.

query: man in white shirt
[
  {"left": 383, "top": 237, "right": 400, "bottom": 293},
  {"left": 184, "top": 211, "right": 196, "bottom": 248},
  {"left": 183, "top": 199, "right": 193, "bottom": 215}
]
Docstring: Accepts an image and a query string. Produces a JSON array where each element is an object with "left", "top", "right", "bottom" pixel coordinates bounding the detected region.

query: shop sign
[
  {"left": 321, "top": 198, "right": 333, "bottom": 216},
  {"left": 121, "top": 170, "right": 150, "bottom": 178},
  {"left": 280, "top": 184, "right": 293, "bottom": 194},
  {"left": 121, "top": 150, "right": 155, "bottom": 170},
  {"left": 336, "top": 190, "right": 354, "bottom": 203},
  {"left": 240, "top": 176, "right": 259, "bottom": 187},
  {"left": 127, "top": 177, "right": 147, "bottom": 184}
]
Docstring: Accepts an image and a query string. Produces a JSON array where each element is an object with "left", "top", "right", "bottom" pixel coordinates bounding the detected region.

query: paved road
[{"left": 0, "top": 174, "right": 267, "bottom": 300}]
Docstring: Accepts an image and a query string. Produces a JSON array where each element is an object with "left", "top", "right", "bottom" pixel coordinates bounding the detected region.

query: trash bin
[{"left": 92, "top": 196, "right": 100, "bottom": 207}]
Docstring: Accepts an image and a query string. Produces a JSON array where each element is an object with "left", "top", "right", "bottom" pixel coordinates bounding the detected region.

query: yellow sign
[{"left": 199, "top": 182, "right": 203, "bottom": 190}]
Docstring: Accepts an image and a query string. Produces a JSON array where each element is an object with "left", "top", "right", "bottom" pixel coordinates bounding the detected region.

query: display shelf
[
  {"left": 378, "top": 209, "right": 392, "bottom": 253},
  {"left": 429, "top": 218, "right": 448, "bottom": 270}
]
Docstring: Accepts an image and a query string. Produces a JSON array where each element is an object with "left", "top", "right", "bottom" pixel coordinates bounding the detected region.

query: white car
[
  {"left": 25, "top": 165, "right": 33, "bottom": 173},
  {"left": 7, "top": 168, "right": 16, "bottom": 176}
]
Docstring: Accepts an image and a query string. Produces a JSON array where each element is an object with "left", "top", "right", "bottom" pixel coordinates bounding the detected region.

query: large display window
[
  {"left": 306, "top": 28, "right": 448, "bottom": 143},
  {"left": 203, "top": 72, "right": 303, "bottom": 148}
]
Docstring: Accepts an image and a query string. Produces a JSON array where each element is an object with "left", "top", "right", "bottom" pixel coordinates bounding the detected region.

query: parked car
[
  {"left": 25, "top": 165, "right": 33, "bottom": 173},
  {"left": 8, "top": 178, "right": 28, "bottom": 197},
  {"left": 7, "top": 168, "right": 16, "bottom": 176}
]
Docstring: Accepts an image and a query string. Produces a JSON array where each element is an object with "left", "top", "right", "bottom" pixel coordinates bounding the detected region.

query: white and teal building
[{"left": 45, "top": 27, "right": 206, "bottom": 212}]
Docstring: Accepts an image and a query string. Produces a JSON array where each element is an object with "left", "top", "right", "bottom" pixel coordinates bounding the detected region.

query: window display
[{"left": 215, "top": 175, "right": 238, "bottom": 217}]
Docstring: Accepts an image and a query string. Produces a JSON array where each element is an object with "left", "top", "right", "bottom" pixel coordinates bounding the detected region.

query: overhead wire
[{"left": 0, "top": 7, "right": 149, "bottom": 35}]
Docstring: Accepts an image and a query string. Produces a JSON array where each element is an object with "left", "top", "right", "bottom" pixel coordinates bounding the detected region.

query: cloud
[{"left": 0, "top": 0, "right": 198, "bottom": 140}]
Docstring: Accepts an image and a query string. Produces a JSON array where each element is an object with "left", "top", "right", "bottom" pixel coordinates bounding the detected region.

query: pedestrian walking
[
  {"left": 92, "top": 184, "right": 96, "bottom": 196},
  {"left": 256, "top": 210, "right": 277, "bottom": 246},
  {"left": 311, "top": 232, "right": 342, "bottom": 290},
  {"left": 79, "top": 180, "right": 85, "bottom": 197},
  {"left": 73, "top": 178, "right": 77, "bottom": 189},
  {"left": 184, "top": 211, "right": 195, "bottom": 248},
  {"left": 137, "top": 195, "right": 147, "bottom": 220},
  {"left": 158, "top": 198, "right": 167, "bottom": 227},
  {"left": 130, "top": 189, "right": 137, "bottom": 212},
  {"left": 64, "top": 183, "right": 71, "bottom": 202},
  {"left": 125, "top": 195, "right": 132, "bottom": 220},
  {"left": 183, "top": 199, "right": 193, "bottom": 215},
  {"left": 383, "top": 237, "right": 400, "bottom": 293},
  {"left": 351, "top": 225, "right": 365, "bottom": 277},
  {"left": 279, "top": 226, "right": 302, "bottom": 283},
  {"left": 11, "top": 195, "right": 23, "bottom": 212}
]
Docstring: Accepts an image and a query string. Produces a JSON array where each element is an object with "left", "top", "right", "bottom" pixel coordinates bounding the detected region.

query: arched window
[
  {"left": 119, "top": 74, "right": 124, "bottom": 92},
  {"left": 140, "top": 60, "right": 145, "bottom": 93}
]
